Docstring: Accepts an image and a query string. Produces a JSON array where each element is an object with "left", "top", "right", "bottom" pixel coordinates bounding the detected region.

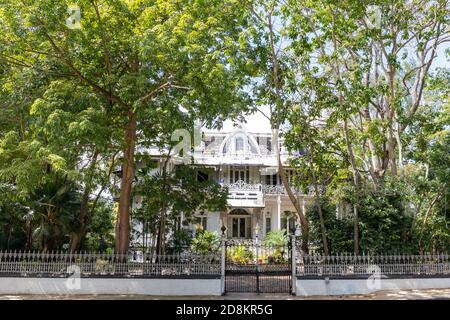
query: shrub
[
  {"left": 263, "top": 230, "right": 288, "bottom": 247},
  {"left": 191, "top": 229, "right": 221, "bottom": 254},
  {"left": 167, "top": 229, "right": 193, "bottom": 254},
  {"left": 262, "top": 230, "right": 289, "bottom": 263},
  {"left": 227, "top": 244, "right": 254, "bottom": 264}
]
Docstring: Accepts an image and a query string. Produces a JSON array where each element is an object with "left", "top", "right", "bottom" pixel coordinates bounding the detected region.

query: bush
[
  {"left": 262, "top": 230, "right": 289, "bottom": 263},
  {"left": 227, "top": 245, "right": 254, "bottom": 264},
  {"left": 167, "top": 229, "right": 193, "bottom": 254},
  {"left": 263, "top": 230, "right": 288, "bottom": 247},
  {"left": 191, "top": 229, "right": 221, "bottom": 254},
  {"left": 307, "top": 196, "right": 355, "bottom": 254}
]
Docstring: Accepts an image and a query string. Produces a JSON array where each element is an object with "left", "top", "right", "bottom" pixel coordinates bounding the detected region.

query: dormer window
[
  {"left": 220, "top": 131, "right": 261, "bottom": 156},
  {"left": 235, "top": 137, "right": 244, "bottom": 152}
]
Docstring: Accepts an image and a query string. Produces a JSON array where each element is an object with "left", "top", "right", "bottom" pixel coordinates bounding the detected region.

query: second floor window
[
  {"left": 265, "top": 174, "right": 277, "bottom": 185},
  {"left": 230, "top": 167, "right": 249, "bottom": 183}
]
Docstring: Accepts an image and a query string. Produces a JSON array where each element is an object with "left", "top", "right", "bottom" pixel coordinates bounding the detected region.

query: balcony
[
  {"left": 222, "top": 180, "right": 264, "bottom": 208},
  {"left": 221, "top": 180, "right": 312, "bottom": 208},
  {"left": 221, "top": 181, "right": 311, "bottom": 207},
  {"left": 262, "top": 184, "right": 315, "bottom": 195}
]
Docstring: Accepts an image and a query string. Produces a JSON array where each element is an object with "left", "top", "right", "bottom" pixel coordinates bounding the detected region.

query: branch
[{"left": 34, "top": 17, "right": 130, "bottom": 110}]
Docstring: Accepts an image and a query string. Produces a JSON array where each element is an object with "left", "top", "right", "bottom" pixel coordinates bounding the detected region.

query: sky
[{"left": 432, "top": 44, "right": 449, "bottom": 71}]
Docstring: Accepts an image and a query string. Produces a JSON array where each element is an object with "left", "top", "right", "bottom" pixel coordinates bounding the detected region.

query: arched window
[
  {"left": 221, "top": 132, "right": 261, "bottom": 156},
  {"left": 229, "top": 208, "right": 250, "bottom": 215}
]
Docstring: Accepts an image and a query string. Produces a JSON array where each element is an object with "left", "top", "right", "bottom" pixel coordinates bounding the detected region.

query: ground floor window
[
  {"left": 195, "top": 216, "right": 207, "bottom": 231},
  {"left": 281, "top": 218, "right": 295, "bottom": 232},
  {"left": 265, "top": 217, "right": 271, "bottom": 234},
  {"left": 281, "top": 211, "right": 297, "bottom": 232}
]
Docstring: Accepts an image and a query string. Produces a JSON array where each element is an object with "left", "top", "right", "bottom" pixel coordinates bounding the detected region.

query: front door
[{"left": 230, "top": 217, "right": 250, "bottom": 239}]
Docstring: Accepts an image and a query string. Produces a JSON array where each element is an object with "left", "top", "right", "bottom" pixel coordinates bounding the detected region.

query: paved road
[{"left": 1, "top": 288, "right": 450, "bottom": 300}]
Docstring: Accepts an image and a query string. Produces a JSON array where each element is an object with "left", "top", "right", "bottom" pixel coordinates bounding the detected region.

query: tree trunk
[
  {"left": 387, "top": 127, "right": 398, "bottom": 177},
  {"left": 419, "top": 191, "right": 442, "bottom": 251},
  {"left": 306, "top": 127, "right": 329, "bottom": 255},
  {"left": 367, "top": 138, "right": 384, "bottom": 179},
  {"left": 155, "top": 154, "right": 171, "bottom": 256},
  {"left": 274, "top": 128, "right": 309, "bottom": 253},
  {"left": 343, "top": 118, "right": 360, "bottom": 255},
  {"left": 69, "top": 190, "right": 90, "bottom": 252},
  {"left": 25, "top": 222, "right": 33, "bottom": 251},
  {"left": 69, "top": 150, "right": 100, "bottom": 253},
  {"left": 314, "top": 185, "right": 329, "bottom": 255},
  {"left": 115, "top": 110, "right": 137, "bottom": 254},
  {"left": 396, "top": 123, "right": 404, "bottom": 179}
]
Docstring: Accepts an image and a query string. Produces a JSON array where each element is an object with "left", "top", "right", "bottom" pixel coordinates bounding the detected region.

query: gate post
[
  {"left": 291, "top": 235, "right": 297, "bottom": 295},
  {"left": 221, "top": 237, "right": 226, "bottom": 295},
  {"left": 256, "top": 239, "right": 260, "bottom": 293}
]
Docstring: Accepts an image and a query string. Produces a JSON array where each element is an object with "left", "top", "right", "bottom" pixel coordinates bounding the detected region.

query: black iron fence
[
  {"left": 296, "top": 252, "right": 450, "bottom": 278},
  {"left": 0, "top": 250, "right": 220, "bottom": 278},
  {"left": 1, "top": 245, "right": 449, "bottom": 281}
]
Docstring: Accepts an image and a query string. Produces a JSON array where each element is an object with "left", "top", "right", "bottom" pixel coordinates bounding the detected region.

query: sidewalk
[{"left": 1, "top": 288, "right": 450, "bottom": 300}]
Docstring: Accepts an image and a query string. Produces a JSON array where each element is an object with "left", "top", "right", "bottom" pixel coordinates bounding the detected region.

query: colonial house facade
[{"left": 130, "top": 112, "right": 315, "bottom": 242}]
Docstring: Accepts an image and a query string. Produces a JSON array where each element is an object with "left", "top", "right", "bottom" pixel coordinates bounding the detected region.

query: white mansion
[{"left": 133, "top": 112, "right": 314, "bottom": 240}]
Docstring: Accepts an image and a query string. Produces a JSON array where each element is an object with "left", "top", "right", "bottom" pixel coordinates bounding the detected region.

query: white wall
[
  {"left": 0, "top": 278, "right": 222, "bottom": 296},
  {"left": 207, "top": 212, "right": 221, "bottom": 232},
  {"left": 296, "top": 277, "right": 450, "bottom": 296}
]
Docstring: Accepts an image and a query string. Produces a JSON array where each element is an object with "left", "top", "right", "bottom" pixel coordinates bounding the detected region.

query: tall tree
[{"left": 1, "top": 0, "right": 254, "bottom": 252}]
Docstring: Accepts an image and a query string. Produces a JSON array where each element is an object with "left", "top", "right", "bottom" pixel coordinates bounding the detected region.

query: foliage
[
  {"left": 191, "top": 229, "right": 221, "bottom": 254},
  {"left": 82, "top": 200, "right": 115, "bottom": 252},
  {"left": 166, "top": 229, "right": 193, "bottom": 254},
  {"left": 307, "top": 197, "right": 354, "bottom": 254},
  {"left": 227, "top": 244, "right": 254, "bottom": 264},
  {"left": 0, "top": 0, "right": 448, "bottom": 255},
  {"left": 134, "top": 164, "right": 228, "bottom": 253},
  {"left": 262, "top": 230, "right": 288, "bottom": 247}
]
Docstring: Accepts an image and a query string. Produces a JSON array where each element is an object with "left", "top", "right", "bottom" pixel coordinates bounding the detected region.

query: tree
[
  {"left": 284, "top": 0, "right": 449, "bottom": 253},
  {"left": 1, "top": 0, "right": 254, "bottom": 252},
  {"left": 243, "top": 0, "right": 310, "bottom": 252},
  {"left": 134, "top": 164, "right": 228, "bottom": 255}
]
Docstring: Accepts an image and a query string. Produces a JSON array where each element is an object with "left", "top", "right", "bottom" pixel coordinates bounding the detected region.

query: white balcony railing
[
  {"left": 222, "top": 180, "right": 264, "bottom": 207},
  {"left": 221, "top": 181, "right": 311, "bottom": 196},
  {"left": 222, "top": 180, "right": 262, "bottom": 192}
]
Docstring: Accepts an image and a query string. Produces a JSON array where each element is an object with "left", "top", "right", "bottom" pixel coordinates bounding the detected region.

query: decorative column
[
  {"left": 276, "top": 195, "right": 281, "bottom": 231},
  {"left": 262, "top": 210, "right": 266, "bottom": 237},
  {"left": 301, "top": 196, "right": 306, "bottom": 217}
]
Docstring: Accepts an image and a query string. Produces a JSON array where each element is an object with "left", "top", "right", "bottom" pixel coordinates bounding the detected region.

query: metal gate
[{"left": 225, "top": 239, "right": 293, "bottom": 293}]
